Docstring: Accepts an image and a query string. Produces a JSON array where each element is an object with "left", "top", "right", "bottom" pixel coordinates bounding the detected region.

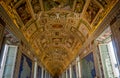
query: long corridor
[{"left": 0, "top": 0, "right": 120, "bottom": 78}]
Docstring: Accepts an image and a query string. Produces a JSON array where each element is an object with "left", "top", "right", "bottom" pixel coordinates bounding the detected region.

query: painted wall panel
[
  {"left": 81, "top": 53, "right": 96, "bottom": 78},
  {"left": 18, "top": 54, "right": 32, "bottom": 78}
]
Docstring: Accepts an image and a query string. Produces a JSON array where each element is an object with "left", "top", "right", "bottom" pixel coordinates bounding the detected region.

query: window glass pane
[
  {"left": 3, "top": 76, "right": 11, "bottom": 78},
  {"left": 3, "top": 45, "right": 18, "bottom": 78},
  {"left": 37, "top": 66, "right": 42, "bottom": 78},
  {"left": 7, "top": 47, "right": 16, "bottom": 56},
  {"left": 3, "top": 66, "right": 12, "bottom": 76},
  {"left": 6, "top": 56, "right": 14, "bottom": 65},
  {"left": 0, "top": 44, "right": 6, "bottom": 67}
]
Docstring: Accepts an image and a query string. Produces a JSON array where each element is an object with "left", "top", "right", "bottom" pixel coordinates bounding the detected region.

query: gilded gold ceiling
[{"left": 0, "top": 0, "right": 118, "bottom": 76}]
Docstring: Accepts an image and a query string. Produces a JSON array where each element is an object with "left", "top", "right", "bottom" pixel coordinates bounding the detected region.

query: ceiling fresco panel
[
  {"left": 3, "top": 0, "right": 20, "bottom": 5},
  {"left": 97, "top": 0, "right": 112, "bottom": 8},
  {"left": 84, "top": 0, "right": 101, "bottom": 25},
  {"left": 79, "top": 23, "right": 89, "bottom": 37},
  {"left": 16, "top": 2, "right": 32, "bottom": 24},
  {"left": 11, "top": 0, "right": 20, "bottom": 5},
  {"left": 43, "top": 0, "right": 59, "bottom": 11},
  {"left": 25, "top": 23, "right": 37, "bottom": 39},
  {"left": 43, "top": 0, "right": 75, "bottom": 11},
  {"left": 32, "top": 40, "right": 40, "bottom": 55},
  {"left": 74, "top": 0, "right": 86, "bottom": 13},
  {"left": 70, "top": 27, "right": 85, "bottom": 43},
  {"left": 31, "top": 0, "right": 41, "bottom": 13}
]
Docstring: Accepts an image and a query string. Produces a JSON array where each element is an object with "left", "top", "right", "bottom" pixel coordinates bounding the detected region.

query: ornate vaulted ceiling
[{"left": 0, "top": 0, "right": 118, "bottom": 76}]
